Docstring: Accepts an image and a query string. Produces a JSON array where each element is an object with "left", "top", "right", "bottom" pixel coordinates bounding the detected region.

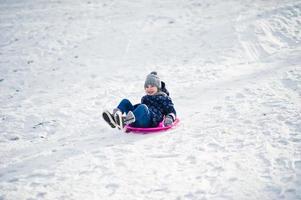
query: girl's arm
[{"left": 164, "top": 96, "right": 177, "bottom": 120}]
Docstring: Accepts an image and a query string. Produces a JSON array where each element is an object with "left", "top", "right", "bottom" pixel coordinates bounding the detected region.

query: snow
[{"left": 0, "top": 0, "right": 301, "bottom": 199}]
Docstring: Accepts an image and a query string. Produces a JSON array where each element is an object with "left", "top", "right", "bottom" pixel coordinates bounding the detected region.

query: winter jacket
[{"left": 141, "top": 91, "right": 176, "bottom": 127}]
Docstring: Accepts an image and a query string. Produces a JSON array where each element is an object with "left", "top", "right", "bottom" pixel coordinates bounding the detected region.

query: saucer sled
[{"left": 125, "top": 118, "right": 180, "bottom": 134}]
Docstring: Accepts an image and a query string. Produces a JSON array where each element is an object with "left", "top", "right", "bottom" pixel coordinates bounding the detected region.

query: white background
[{"left": 0, "top": 0, "right": 300, "bottom": 199}]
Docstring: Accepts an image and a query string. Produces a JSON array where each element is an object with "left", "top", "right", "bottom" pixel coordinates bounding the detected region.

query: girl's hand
[{"left": 164, "top": 115, "right": 174, "bottom": 127}]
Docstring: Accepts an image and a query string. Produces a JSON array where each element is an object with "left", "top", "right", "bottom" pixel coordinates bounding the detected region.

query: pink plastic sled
[{"left": 125, "top": 118, "right": 180, "bottom": 134}]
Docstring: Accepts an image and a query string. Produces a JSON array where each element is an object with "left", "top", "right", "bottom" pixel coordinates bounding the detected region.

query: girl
[{"left": 102, "top": 72, "right": 176, "bottom": 129}]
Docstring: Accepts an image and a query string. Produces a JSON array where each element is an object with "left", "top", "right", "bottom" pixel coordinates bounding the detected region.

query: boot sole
[
  {"left": 102, "top": 111, "right": 116, "bottom": 128},
  {"left": 115, "top": 113, "right": 124, "bottom": 130}
]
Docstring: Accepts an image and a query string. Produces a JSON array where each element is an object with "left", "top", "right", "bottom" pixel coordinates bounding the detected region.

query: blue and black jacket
[{"left": 141, "top": 81, "right": 176, "bottom": 127}]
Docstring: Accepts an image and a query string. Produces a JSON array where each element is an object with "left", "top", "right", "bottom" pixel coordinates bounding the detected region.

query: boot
[
  {"left": 102, "top": 110, "right": 117, "bottom": 128},
  {"left": 114, "top": 111, "right": 124, "bottom": 129},
  {"left": 114, "top": 111, "right": 136, "bottom": 129}
]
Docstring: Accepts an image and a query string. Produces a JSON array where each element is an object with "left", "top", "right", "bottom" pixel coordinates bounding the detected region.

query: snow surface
[{"left": 0, "top": 0, "right": 301, "bottom": 199}]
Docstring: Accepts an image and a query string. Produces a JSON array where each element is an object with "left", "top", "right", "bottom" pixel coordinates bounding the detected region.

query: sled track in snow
[{"left": 236, "top": 2, "right": 301, "bottom": 62}]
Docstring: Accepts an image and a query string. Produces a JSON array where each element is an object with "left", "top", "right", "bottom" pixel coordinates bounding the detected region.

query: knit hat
[{"left": 144, "top": 71, "right": 161, "bottom": 89}]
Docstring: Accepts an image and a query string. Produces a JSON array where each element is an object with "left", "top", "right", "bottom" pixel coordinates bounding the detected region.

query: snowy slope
[{"left": 0, "top": 0, "right": 301, "bottom": 199}]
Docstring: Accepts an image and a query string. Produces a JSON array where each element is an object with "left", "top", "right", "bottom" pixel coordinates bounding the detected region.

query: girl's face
[{"left": 145, "top": 85, "right": 158, "bottom": 95}]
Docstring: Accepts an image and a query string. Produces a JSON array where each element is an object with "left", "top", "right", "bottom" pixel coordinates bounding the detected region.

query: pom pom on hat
[{"left": 144, "top": 71, "right": 161, "bottom": 89}]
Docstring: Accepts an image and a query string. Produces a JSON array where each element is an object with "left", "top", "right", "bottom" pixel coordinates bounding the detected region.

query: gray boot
[
  {"left": 113, "top": 108, "right": 121, "bottom": 116},
  {"left": 114, "top": 110, "right": 136, "bottom": 129},
  {"left": 124, "top": 111, "right": 135, "bottom": 125}
]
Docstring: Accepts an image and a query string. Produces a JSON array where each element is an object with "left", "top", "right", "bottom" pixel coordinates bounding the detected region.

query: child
[{"left": 102, "top": 71, "right": 177, "bottom": 129}]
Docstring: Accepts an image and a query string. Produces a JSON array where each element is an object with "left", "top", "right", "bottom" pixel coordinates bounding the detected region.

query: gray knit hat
[{"left": 144, "top": 71, "right": 161, "bottom": 89}]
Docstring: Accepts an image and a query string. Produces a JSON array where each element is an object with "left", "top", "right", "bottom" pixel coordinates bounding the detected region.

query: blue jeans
[{"left": 117, "top": 99, "right": 152, "bottom": 128}]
